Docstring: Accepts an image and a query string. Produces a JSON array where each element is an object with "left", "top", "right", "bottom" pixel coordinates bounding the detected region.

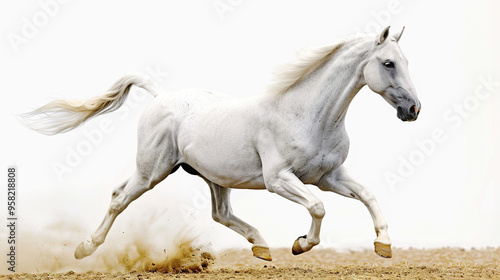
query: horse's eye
[{"left": 383, "top": 61, "right": 395, "bottom": 68}]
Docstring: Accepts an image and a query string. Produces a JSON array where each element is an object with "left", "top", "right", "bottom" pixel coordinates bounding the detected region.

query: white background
[{"left": 1, "top": 0, "right": 499, "bottom": 272}]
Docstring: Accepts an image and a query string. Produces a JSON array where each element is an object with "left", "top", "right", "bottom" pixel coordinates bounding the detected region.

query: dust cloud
[{"left": 12, "top": 210, "right": 214, "bottom": 274}]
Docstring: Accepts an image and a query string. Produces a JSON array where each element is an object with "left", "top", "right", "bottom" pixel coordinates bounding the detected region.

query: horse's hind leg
[
  {"left": 75, "top": 108, "right": 177, "bottom": 259},
  {"left": 74, "top": 167, "right": 169, "bottom": 259},
  {"left": 206, "top": 181, "right": 272, "bottom": 261}
]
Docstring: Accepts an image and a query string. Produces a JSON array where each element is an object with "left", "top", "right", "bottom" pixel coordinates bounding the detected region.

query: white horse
[{"left": 22, "top": 26, "right": 420, "bottom": 261}]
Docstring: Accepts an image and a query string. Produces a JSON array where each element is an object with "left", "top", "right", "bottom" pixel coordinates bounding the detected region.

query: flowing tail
[{"left": 20, "top": 73, "right": 161, "bottom": 135}]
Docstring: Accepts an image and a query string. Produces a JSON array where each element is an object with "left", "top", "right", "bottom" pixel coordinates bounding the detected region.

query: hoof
[
  {"left": 374, "top": 242, "right": 392, "bottom": 258},
  {"left": 292, "top": 235, "right": 307, "bottom": 255},
  {"left": 74, "top": 240, "right": 96, "bottom": 260},
  {"left": 252, "top": 246, "right": 272, "bottom": 261}
]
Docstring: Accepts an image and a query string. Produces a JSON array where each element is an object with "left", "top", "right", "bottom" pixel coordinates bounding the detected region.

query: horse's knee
[
  {"left": 212, "top": 209, "right": 230, "bottom": 226},
  {"left": 308, "top": 200, "right": 325, "bottom": 219},
  {"left": 212, "top": 212, "right": 223, "bottom": 224}
]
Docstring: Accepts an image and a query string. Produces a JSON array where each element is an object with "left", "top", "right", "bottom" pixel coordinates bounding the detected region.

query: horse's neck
[{"left": 272, "top": 40, "right": 370, "bottom": 133}]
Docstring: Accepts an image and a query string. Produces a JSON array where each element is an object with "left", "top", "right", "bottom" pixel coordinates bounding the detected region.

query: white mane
[{"left": 266, "top": 35, "right": 367, "bottom": 95}]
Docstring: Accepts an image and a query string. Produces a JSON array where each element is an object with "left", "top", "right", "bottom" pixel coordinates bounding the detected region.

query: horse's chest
[{"left": 294, "top": 136, "right": 349, "bottom": 184}]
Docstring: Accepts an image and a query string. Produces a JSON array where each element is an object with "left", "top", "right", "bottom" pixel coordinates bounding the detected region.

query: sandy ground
[{"left": 2, "top": 247, "right": 500, "bottom": 279}]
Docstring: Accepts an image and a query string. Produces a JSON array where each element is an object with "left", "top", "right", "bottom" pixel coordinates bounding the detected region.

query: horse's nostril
[{"left": 409, "top": 105, "right": 416, "bottom": 115}]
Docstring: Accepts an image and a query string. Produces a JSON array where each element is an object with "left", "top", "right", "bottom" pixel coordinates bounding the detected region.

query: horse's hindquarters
[{"left": 149, "top": 90, "right": 267, "bottom": 189}]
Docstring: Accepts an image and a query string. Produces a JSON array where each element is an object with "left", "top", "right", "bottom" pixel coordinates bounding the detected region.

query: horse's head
[{"left": 363, "top": 26, "right": 420, "bottom": 122}]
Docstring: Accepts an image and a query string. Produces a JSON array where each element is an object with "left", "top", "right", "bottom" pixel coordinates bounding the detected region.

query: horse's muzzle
[{"left": 397, "top": 104, "right": 420, "bottom": 122}]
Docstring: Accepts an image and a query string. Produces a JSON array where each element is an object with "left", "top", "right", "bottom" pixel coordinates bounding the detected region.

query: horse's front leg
[
  {"left": 264, "top": 169, "right": 325, "bottom": 255},
  {"left": 319, "top": 166, "right": 392, "bottom": 258}
]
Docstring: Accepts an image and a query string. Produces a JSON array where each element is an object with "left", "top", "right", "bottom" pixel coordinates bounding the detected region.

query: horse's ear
[
  {"left": 393, "top": 26, "right": 405, "bottom": 42},
  {"left": 377, "top": 26, "right": 390, "bottom": 45}
]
